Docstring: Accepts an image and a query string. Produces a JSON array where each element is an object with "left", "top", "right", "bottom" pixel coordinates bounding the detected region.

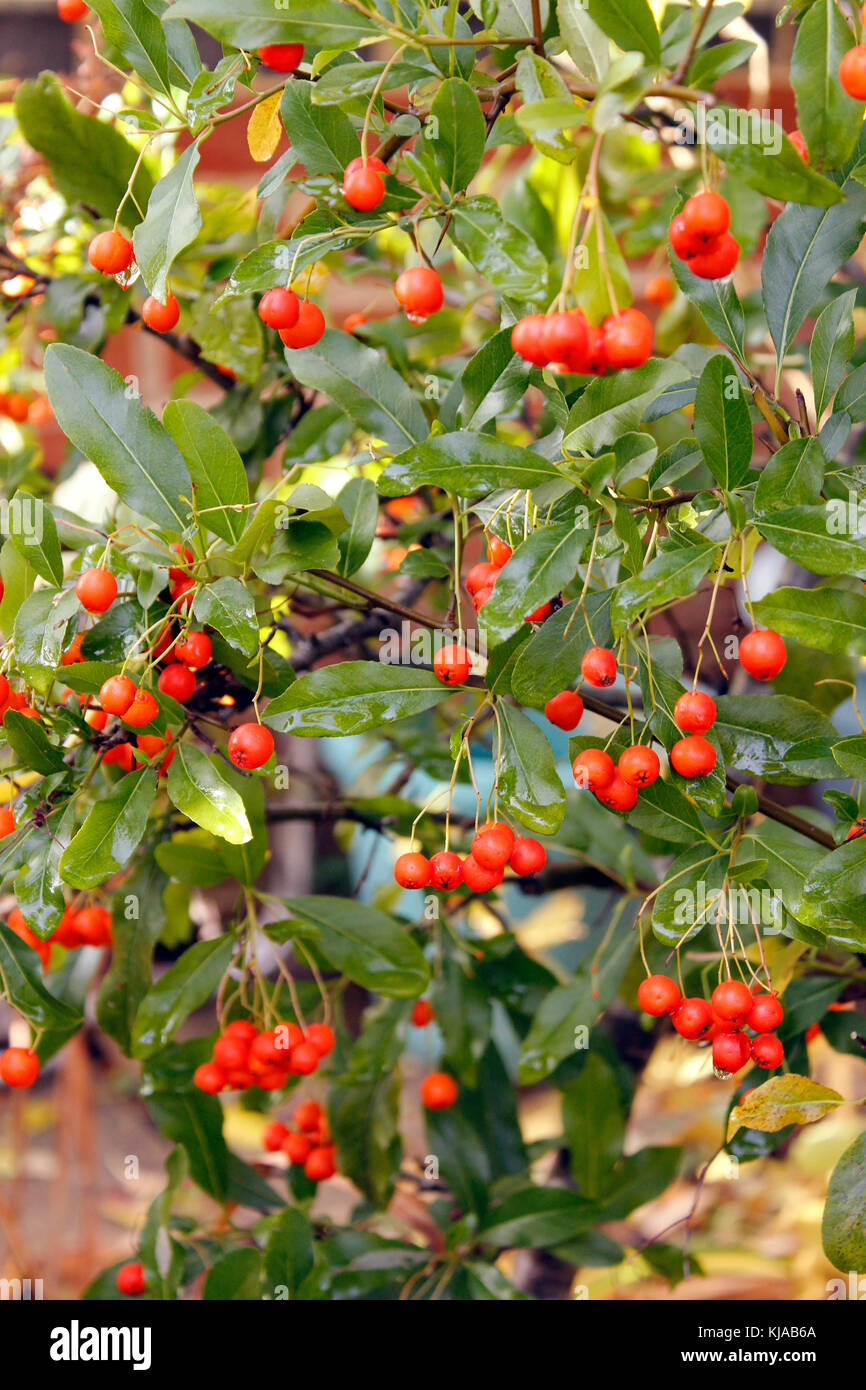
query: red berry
[
  {"left": 602, "top": 308, "right": 653, "bottom": 370},
  {"left": 739, "top": 629, "right": 787, "bottom": 681},
  {"left": 668, "top": 213, "right": 702, "bottom": 260},
  {"left": 0, "top": 809, "right": 15, "bottom": 838},
  {"left": 545, "top": 689, "right": 584, "bottom": 731},
  {"left": 465, "top": 561, "right": 499, "bottom": 595},
  {"left": 712, "top": 1029, "right": 750, "bottom": 1075},
  {"left": 510, "top": 315, "right": 550, "bottom": 366},
  {"left": 470, "top": 822, "right": 514, "bottom": 870},
  {"left": 524, "top": 599, "right": 553, "bottom": 623},
  {"left": 420, "top": 1071, "right": 458, "bottom": 1109},
  {"left": 170, "top": 574, "right": 195, "bottom": 607},
  {"left": 394, "top": 266, "right": 443, "bottom": 319},
  {"left": 141, "top": 293, "right": 180, "bottom": 333},
  {"left": 751, "top": 1033, "right": 784, "bottom": 1069},
  {"left": 74, "top": 905, "right": 111, "bottom": 946},
  {"left": 411, "top": 999, "right": 434, "bottom": 1027},
  {"left": 224, "top": 1020, "right": 257, "bottom": 1043},
  {"left": 687, "top": 232, "right": 740, "bottom": 280},
  {"left": 58, "top": 0, "right": 89, "bottom": 19},
  {"left": 289, "top": 1042, "right": 320, "bottom": 1075},
  {"left": 0, "top": 1047, "right": 39, "bottom": 1088},
  {"left": 304, "top": 1145, "right": 336, "bottom": 1181},
  {"left": 293, "top": 1099, "right": 323, "bottom": 1132},
  {"left": 227, "top": 722, "right": 274, "bottom": 769},
  {"left": 462, "top": 853, "right": 504, "bottom": 892},
  {"left": 572, "top": 748, "right": 615, "bottom": 792},
  {"left": 116, "top": 1261, "right": 145, "bottom": 1296},
  {"left": 645, "top": 274, "right": 674, "bottom": 306},
  {"left": 581, "top": 646, "right": 617, "bottom": 687},
  {"left": 672, "top": 997, "right": 714, "bottom": 1040},
  {"left": 428, "top": 851, "right": 464, "bottom": 890},
  {"left": 789, "top": 129, "right": 808, "bottom": 162},
  {"left": 542, "top": 310, "right": 588, "bottom": 366},
  {"left": 673, "top": 690, "right": 716, "bottom": 734},
  {"left": 88, "top": 230, "right": 133, "bottom": 275},
  {"left": 509, "top": 837, "right": 546, "bottom": 876},
  {"left": 433, "top": 643, "right": 471, "bottom": 685},
  {"left": 75, "top": 568, "right": 117, "bottom": 613},
  {"left": 103, "top": 743, "right": 135, "bottom": 771},
  {"left": 596, "top": 774, "right": 639, "bottom": 812},
  {"left": 342, "top": 166, "right": 385, "bottom": 210},
  {"left": 99, "top": 674, "right": 137, "bottom": 716},
  {"left": 747, "top": 994, "right": 784, "bottom": 1033},
  {"left": 394, "top": 852, "right": 430, "bottom": 889},
  {"left": 262, "top": 1120, "right": 289, "bottom": 1152},
  {"left": 617, "top": 744, "right": 660, "bottom": 788},
  {"left": 282, "top": 1131, "right": 312, "bottom": 1164},
  {"left": 583, "top": 324, "right": 608, "bottom": 374},
  {"left": 213, "top": 1034, "right": 250, "bottom": 1071},
  {"left": 839, "top": 45, "right": 866, "bottom": 100},
  {"left": 637, "top": 974, "right": 681, "bottom": 1017},
  {"left": 486, "top": 535, "right": 512, "bottom": 567},
  {"left": 259, "top": 288, "right": 300, "bottom": 330},
  {"left": 259, "top": 43, "right": 304, "bottom": 73},
  {"left": 711, "top": 979, "right": 753, "bottom": 1023},
  {"left": 345, "top": 156, "right": 387, "bottom": 177},
  {"left": 158, "top": 663, "right": 196, "bottom": 701},
  {"left": 681, "top": 190, "right": 730, "bottom": 243},
  {"left": 670, "top": 735, "right": 716, "bottom": 779},
  {"left": 280, "top": 300, "right": 325, "bottom": 348},
  {"left": 174, "top": 630, "right": 211, "bottom": 670},
  {"left": 305, "top": 1023, "right": 335, "bottom": 1057},
  {"left": 122, "top": 688, "right": 159, "bottom": 728}
]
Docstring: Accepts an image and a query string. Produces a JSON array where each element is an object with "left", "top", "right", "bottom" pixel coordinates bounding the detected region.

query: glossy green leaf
[
  {"left": 752, "top": 584, "right": 866, "bottom": 655},
  {"left": 714, "top": 693, "right": 839, "bottom": 783},
  {"left": 60, "top": 768, "right": 157, "bottom": 890},
  {"left": 4, "top": 492, "right": 63, "bottom": 586},
  {"left": 495, "top": 702, "right": 566, "bottom": 834},
  {"left": 430, "top": 77, "right": 486, "bottom": 192},
  {"left": 381, "top": 432, "right": 563, "bottom": 497},
  {"left": 264, "top": 661, "right": 452, "bottom": 736},
  {"left": 286, "top": 331, "right": 428, "bottom": 452},
  {"left": 282, "top": 896, "right": 429, "bottom": 998},
  {"left": 754, "top": 438, "right": 825, "bottom": 514},
  {"left": 193, "top": 577, "right": 258, "bottom": 657},
  {"left": 449, "top": 197, "right": 549, "bottom": 306},
  {"left": 336, "top": 476, "right": 378, "bottom": 577},
  {"left": 791, "top": 0, "right": 862, "bottom": 171},
  {"left": 822, "top": 1130, "right": 866, "bottom": 1273},
  {"left": 811, "top": 289, "right": 857, "bottom": 420},
  {"left": 706, "top": 106, "right": 845, "bottom": 206},
  {"left": 167, "top": 744, "right": 252, "bottom": 844},
  {"left": 586, "top": 0, "right": 659, "bottom": 63},
  {"left": 170, "top": 0, "right": 377, "bottom": 49},
  {"left": 755, "top": 504, "right": 866, "bottom": 578},
  {"left": 693, "top": 354, "right": 753, "bottom": 489},
  {"left": 564, "top": 359, "right": 691, "bottom": 451},
  {"left": 132, "top": 934, "right": 234, "bottom": 1057},
  {"left": 611, "top": 541, "right": 717, "bottom": 634},
  {"left": 479, "top": 1186, "right": 598, "bottom": 1248},
  {"left": 0, "top": 922, "right": 83, "bottom": 1061},
  {"left": 162, "top": 400, "right": 249, "bottom": 544},
  {"left": 480, "top": 523, "right": 586, "bottom": 642}
]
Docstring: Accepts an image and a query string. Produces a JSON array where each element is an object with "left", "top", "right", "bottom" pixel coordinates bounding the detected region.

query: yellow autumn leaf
[
  {"left": 247, "top": 92, "right": 283, "bottom": 163},
  {"left": 727, "top": 1073, "right": 844, "bottom": 1141}
]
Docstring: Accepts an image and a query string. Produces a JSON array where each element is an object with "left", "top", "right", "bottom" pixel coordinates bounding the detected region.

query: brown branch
[{"left": 673, "top": 0, "right": 717, "bottom": 85}]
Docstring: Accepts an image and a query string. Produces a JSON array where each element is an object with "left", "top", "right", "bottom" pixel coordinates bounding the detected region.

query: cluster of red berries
[
  {"left": 0, "top": 674, "right": 40, "bottom": 723},
  {"left": 464, "top": 533, "right": 553, "bottom": 622},
  {"left": 259, "top": 288, "right": 326, "bottom": 350},
  {"left": 669, "top": 191, "right": 740, "bottom": 280},
  {"left": 87, "top": 233, "right": 179, "bottom": 332},
  {"left": 394, "top": 821, "right": 546, "bottom": 893},
  {"left": 511, "top": 306, "right": 653, "bottom": 375},
  {"left": 193, "top": 1019, "right": 335, "bottom": 1094},
  {"left": 637, "top": 974, "right": 785, "bottom": 1076},
  {"left": 6, "top": 902, "right": 112, "bottom": 976},
  {"left": 261, "top": 1098, "right": 336, "bottom": 1181}
]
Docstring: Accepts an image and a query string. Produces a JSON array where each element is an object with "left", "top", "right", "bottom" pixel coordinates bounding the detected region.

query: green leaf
[
  {"left": 132, "top": 934, "right": 234, "bottom": 1057},
  {"left": 650, "top": 844, "right": 729, "bottom": 947},
  {"left": 89, "top": 0, "right": 177, "bottom": 101},
  {"left": 436, "top": 954, "right": 492, "bottom": 1087},
  {"left": 328, "top": 998, "right": 407, "bottom": 1206},
  {"left": 259, "top": 1206, "right": 315, "bottom": 1297},
  {"left": 495, "top": 702, "right": 565, "bottom": 834},
  {"left": 791, "top": 0, "right": 862, "bottom": 171},
  {"left": 693, "top": 355, "right": 753, "bottom": 490},
  {"left": 193, "top": 577, "right": 258, "bottom": 657},
  {"left": 557, "top": 0, "right": 609, "bottom": 82},
  {"left": 755, "top": 504, "right": 866, "bottom": 579},
  {"left": 335, "top": 476, "right": 378, "bottom": 577},
  {"left": 564, "top": 359, "right": 691, "bottom": 451},
  {"left": 611, "top": 540, "right": 717, "bottom": 634},
  {"left": 14, "top": 587, "right": 79, "bottom": 692},
  {"left": 264, "top": 661, "right": 452, "bottom": 736},
  {"left": 285, "top": 331, "right": 428, "bottom": 452},
  {"left": 0, "top": 922, "right": 83, "bottom": 1061},
  {"left": 562, "top": 1054, "right": 625, "bottom": 1199},
  {"left": 461, "top": 328, "right": 530, "bottom": 431},
  {"left": 162, "top": 403, "right": 248, "bottom": 546},
  {"left": 381, "top": 432, "right": 563, "bottom": 497},
  {"left": 511, "top": 591, "right": 613, "bottom": 706},
  {"left": 669, "top": 246, "right": 745, "bottom": 358},
  {"left": 430, "top": 77, "right": 486, "bottom": 192},
  {"left": 628, "top": 777, "right": 708, "bottom": 846},
  {"left": 3, "top": 710, "right": 66, "bottom": 775},
  {"left": 518, "top": 907, "right": 635, "bottom": 1084},
  {"left": 479, "top": 1186, "right": 598, "bottom": 1248},
  {"left": 278, "top": 78, "right": 359, "bottom": 175},
  {"left": 762, "top": 162, "right": 866, "bottom": 388},
  {"left": 449, "top": 197, "right": 549, "bottom": 307},
  {"left": 16, "top": 807, "right": 75, "bottom": 940},
  {"left": 44, "top": 345, "right": 191, "bottom": 534},
  {"left": 598, "top": 1146, "right": 682, "bottom": 1220},
  {"left": 800, "top": 836, "right": 866, "bottom": 942},
  {"left": 204, "top": 1248, "right": 263, "bottom": 1300},
  {"left": 13, "top": 73, "right": 153, "bottom": 223},
  {"left": 3, "top": 492, "right": 63, "bottom": 586},
  {"left": 586, "top": 0, "right": 659, "bottom": 63},
  {"left": 97, "top": 860, "right": 168, "bottom": 1053},
  {"left": 822, "top": 1131, "right": 866, "bottom": 1273},
  {"left": 714, "top": 693, "right": 839, "bottom": 783},
  {"left": 706, "top": 106, "right": 845, "bottom": 206},
  {"left": 753, "top": 438, "right": 825, "bottom": 514},
  {"left": 514, "top": 52, "right": 579, "bottom": 162},
  {"left": 144, "top": 1089, "right": 228, "bottom": 1199},
  {"left": 170, "top": 0, "right": 377, "bottom": 49},
  {"left": 282, "top": 896, "right": 429, "bottom": 998},
  {"left": 60, "top": 769, "right": 157, "bottom": 890},
  {"left": 480, "top": 523, "right": 586, "bottom": 642},
  {"left": 811, "top": 289, "right": 857, "bottom": 420},
  {"left": 166, "top": 744, "right": 252, "bottom": 845}
]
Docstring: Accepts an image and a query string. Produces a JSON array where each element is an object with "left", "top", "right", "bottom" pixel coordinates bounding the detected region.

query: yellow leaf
[
  {"left": 727, "top": 1073, "right": 844, "bottom": 1141},
  {"left": 247, "top": 92, "right": 283, "bottom": 163}
]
